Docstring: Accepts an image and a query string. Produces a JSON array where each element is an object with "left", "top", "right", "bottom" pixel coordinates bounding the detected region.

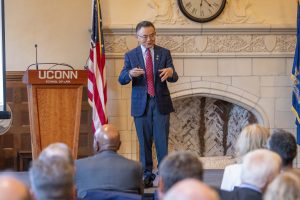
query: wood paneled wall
[{"left": 0, "top": 71, "right": 94, "bottom": 170}]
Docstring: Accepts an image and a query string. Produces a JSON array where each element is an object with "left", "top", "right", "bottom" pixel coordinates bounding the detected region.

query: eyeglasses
[{"left": 137, "top": 33, "right": 156, "bottom": 40}]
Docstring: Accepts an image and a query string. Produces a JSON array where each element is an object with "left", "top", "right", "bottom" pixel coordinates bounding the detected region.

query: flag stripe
[{"left": 88, "top": 0, "right": 108, "bottom": 133}]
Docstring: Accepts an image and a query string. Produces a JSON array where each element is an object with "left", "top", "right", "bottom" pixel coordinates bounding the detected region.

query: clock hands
[
  {"left": 203, "top": 0, "right": 212, "bottom": 7},
  {"left": 178, "top": 0, "right": 225, "bottom": 23},
  {"left": 200, "top": 0, "right": 204, "bottom": 16}
]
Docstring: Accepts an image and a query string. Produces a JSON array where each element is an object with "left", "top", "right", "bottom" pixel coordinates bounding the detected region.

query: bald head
[
  {"left": 164, "top": 179, "right": 219, "bottom": 200},
  {"left": 94, "top": 124, "right": 121, "bottom": 153},
  {"left": 0, "top": 176, "right": 32, "bottom": 200}
]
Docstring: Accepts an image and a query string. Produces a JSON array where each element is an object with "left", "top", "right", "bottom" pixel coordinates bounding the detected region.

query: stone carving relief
[
  {"left": 252, "top": 35, "right": 296, "bottom": 53},
  {"left": 264, "top": 35, "right": 277, "bottom": 52},
  {"left": 216, "top": 0, "right": 264, "bottom": 24},
  {"left": 146, "top": 0, "right": 189, "bottom": 24},
  {"left": 184, "top": 36, "right": 208, "bottom": 53},
  {"left": 146, "top": 0, "right": 264, "bottom": 25},
  {"left": 104, "top": 33, "right": 295, "bottom": 56},
  {"left": 274, "top": 35, "right": 297, "bottom": 52},
  {"left": 104, "top": 36, "right": 129, "bottom": 53},
  {"left": 156, "top": 35, "right": 184, "bottom": 52},
  {"left": 202, "top": 35, "right": 253, "bottom": 53}
]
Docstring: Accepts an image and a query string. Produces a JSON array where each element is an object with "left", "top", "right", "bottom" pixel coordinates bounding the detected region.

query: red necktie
[{"left": 146, "top": 48, "right": 155, "bottom": 97}]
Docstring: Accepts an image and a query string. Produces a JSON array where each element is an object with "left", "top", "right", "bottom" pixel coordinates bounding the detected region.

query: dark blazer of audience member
[
  {"left": 264, "top": 169, "right": 300, "bottom": 200},
  {"left": 29, "top": 157, "right": 75, "bottom": 200},
  {"left": 267, "top": 129, "right": 297, "bottom": 169},
  {"left": 157, "top": 151, "right": 203, "bottom": 200},
  {"left": 75, "top": 124, "right": 143, "bottom": 199},
  {"left": 219, "top": 149, "right": 282, "bottom": 200}
]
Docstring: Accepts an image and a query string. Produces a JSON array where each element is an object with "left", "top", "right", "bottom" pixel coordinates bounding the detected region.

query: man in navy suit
[{"left": 119, "top": 21, "right": 178, "bottom": 187}]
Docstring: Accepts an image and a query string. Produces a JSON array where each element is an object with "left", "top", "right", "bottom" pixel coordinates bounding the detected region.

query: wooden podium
[{"left": 23, "top": 70, "right": 87, "bottom": 160}]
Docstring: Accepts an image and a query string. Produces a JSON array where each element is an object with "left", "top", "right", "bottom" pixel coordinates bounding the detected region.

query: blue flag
[{"left": 292, "top": 2, "right": 300, "bottom": 145}]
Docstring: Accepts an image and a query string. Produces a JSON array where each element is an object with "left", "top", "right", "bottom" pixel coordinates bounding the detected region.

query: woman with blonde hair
[
  {"left": 264, "top": 169, "right": 300, "bottom": 200},
  {"left": 220, "top": 124, "right": 270, "bottom": 191}
]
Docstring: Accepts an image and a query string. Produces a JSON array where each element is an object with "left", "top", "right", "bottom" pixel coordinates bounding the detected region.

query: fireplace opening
[{"left": 169, "top": 96, "right": 258, "bottom": 157}]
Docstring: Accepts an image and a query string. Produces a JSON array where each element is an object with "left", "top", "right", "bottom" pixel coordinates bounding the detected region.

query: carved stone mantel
[{"left": 103, "top": 25, "right": 296, "bottom": 58}]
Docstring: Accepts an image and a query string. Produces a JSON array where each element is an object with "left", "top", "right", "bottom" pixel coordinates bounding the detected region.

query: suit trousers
[{"left": 134, "top": 96, "right": 170, "bottom": 175}]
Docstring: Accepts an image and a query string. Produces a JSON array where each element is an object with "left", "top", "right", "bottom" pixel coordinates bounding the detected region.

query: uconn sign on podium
[
  {"left": 23, "top": 70, "right": 87, "bottom": 85},
  {"left": 39, "top": 70, "right": 78, "bottom": 80}
]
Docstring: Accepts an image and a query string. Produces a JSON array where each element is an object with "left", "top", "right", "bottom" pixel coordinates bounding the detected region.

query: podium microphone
[{"left": 35, "top": 44, "right": 39, "bottom": 70}]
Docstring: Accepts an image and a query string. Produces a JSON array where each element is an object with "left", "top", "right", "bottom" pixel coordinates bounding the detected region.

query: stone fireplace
[
  {"left": 104, "top": 25, "right": 297, "bottom": 168},
  {"left": 168, "top": 95, "right": 259, "bottom": 168},
  {"left": 169, "top": 96, "right": 257, "bottom": 157}
]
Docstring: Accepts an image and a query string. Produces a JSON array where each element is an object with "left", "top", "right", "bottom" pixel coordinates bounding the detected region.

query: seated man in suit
[
  {"left": 164, "top": 179, "right": 219, "bottom": 200},
  {"left": 0, "top": 174, "right": 32, "bottom": 200},
  {"left": 157, "top": 151, "right": 203, "bottom": 200},
  {"left": 219, "top": 149, "right": 282, "bottom": 200},
  {"left": 267, "top": 129, "right": 297, "bottom": 169},
  {"left": 75, "top": 124, "right": 143, "bottom": 199}
]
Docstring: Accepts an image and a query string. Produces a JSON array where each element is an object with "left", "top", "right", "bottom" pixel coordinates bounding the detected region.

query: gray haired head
[
  {"left": 241, "top": 149, "right": 282, "bottom": 191},
  {"left": 39, "top": 142, "right": 74, "bottom": 166},
  {"left": 29, "top": 157, "right": 74, "bottom": 200}
]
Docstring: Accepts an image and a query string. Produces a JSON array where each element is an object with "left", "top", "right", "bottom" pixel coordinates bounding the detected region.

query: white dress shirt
[{"left": 220, "top": 163, "right": 242, "bottom": 191}]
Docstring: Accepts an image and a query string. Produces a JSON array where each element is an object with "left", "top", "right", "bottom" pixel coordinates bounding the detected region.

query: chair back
[{"left": 82, "top": 189, "right": 142, "bottom": 200}]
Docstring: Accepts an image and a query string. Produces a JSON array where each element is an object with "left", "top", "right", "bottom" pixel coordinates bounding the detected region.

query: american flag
[
  {"left": 88, "top": 0, "right": 108, "bottom": 133},
  {"left": 292, "top": 1, "right": 300, "bottom": 144}
]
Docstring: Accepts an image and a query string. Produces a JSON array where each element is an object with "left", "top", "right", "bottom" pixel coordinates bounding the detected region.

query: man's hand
[
  {"left": 159, "top": 67, "right": 173, "bottom": 82},
  {"left": 129, "top": 67, "right": 145, "bottom": 77}
]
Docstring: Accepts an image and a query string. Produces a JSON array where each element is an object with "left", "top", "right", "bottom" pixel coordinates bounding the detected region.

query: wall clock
[{"left": 178, "top": 0, "right": 226, "bottom": 23}]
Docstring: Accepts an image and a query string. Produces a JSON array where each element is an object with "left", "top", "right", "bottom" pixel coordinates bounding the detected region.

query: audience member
[
  {"left": 75, "top": 124, "right": 143, "bottom": 199},
  {"left": 0, "top": 174, "right": 32, "bottom": 200},
  {"left": 29, "top": 157, "right": 75, "bottom": 200},
  {"left": 219, "top": 149, "right": 282, "bottom": 200},
  {"left": 221, "top": 124, "right": 270, "bottom": 191},
  {"left": 157, "top": 151, "right": 203, "bottom": 200},
  {"left": 264, "top": 169, "right": 300, "bottom": 200},
  {"left": 164, "top": 179, "right": 219, "bottom": 200},
  {"left": 38, "top": 142, "right": 74, "bottom": 166},
  {"left": 267, "top": 129, "right": 297, "bottom": 169}
]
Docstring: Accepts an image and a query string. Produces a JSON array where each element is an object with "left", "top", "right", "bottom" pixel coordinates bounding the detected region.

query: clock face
[{"left": 178, "top": 0, "right": 226, "bottom": 23}]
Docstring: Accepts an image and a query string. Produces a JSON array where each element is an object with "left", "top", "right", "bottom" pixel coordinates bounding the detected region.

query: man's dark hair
[
  {"left": 267, "top": 129, "right": 297, "bottom": 167},
  {"left": 135, "top": 21, "right": 155, "bottom": 33},
  {"left": 159, "top": 151, "right": 203, "bottom": 193}
]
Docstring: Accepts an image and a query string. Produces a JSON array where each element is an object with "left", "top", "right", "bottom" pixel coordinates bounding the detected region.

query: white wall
[{"left": 5, "top": 0, "right": 91, "bottom": 70}]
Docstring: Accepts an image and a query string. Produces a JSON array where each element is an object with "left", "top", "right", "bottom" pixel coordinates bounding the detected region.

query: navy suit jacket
[
  {"left": 118, "top": 45, "right": 178, "bottom": 117},
  {"left": 219, "top": 187, "right": 262, "bottom": 200},
  {"left": 75, "top": 151, "right": 143, "bottom": 199}
]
